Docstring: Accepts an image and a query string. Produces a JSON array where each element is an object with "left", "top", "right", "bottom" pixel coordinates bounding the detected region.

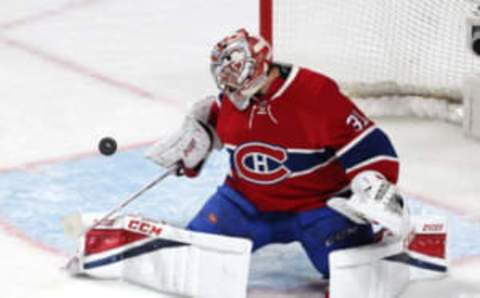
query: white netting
[
  {"left": 272, "top": 0, "right": 480, "bottom": 103},
  {"left": 352, "top": 96, "right": 463, "bottom": 124}
]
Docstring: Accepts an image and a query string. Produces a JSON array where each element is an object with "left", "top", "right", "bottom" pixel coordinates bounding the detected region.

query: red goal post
[{"left": 259, "top": 0, "right": 273, "bottom": 48}]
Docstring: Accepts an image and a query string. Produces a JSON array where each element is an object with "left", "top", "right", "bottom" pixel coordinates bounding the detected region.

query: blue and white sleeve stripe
[{"left": 336, "top": 126, "right": 398, "bottom": 173}]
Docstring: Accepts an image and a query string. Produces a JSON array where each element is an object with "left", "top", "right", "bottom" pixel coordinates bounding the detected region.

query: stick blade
[{"left": 62, "top": 212, "right": 84, "bottom": 238}]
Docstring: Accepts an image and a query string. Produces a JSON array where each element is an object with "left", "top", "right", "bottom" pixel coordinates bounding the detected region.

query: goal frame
[{"left": 259, "top": 0, "right": 273, "bottom": 47}]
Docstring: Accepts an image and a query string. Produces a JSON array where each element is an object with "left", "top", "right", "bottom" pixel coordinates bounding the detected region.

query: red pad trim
[
  {"left": 408, "top": 233, "right": 446, "bottom": 259},
  {"left": 85, "top": 229, "right": 147, "bottom": 256}
]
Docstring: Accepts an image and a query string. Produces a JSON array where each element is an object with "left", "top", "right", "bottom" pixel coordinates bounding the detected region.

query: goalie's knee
[
  {"left": 186, "top": 185, "right": 252, "bottom": 235},
  {"left": 300, "top": 207, "right": 375, "bottom": 277}
]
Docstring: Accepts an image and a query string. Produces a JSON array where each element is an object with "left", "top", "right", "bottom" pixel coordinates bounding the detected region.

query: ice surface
[{"left": 1, "top": 1, "right": 480, "bottom": 297}]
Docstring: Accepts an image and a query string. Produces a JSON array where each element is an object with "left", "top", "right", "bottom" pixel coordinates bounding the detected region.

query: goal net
[{"left": 260, "top": 0, "right": 480, "bottom": 123}]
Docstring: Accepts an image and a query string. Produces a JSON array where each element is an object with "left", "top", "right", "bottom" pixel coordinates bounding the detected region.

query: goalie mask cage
[{"left": 259, "top": 0, "right": 480, "bottom": 122}]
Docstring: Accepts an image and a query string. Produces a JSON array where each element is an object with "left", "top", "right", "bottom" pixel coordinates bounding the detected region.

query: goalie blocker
[{"left": 65, "top": 214, "right": 252, "bottom": 298}]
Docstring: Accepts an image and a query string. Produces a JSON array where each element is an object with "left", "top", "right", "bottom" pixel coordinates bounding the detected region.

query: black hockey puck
[
  {"left": 98, "top": 137, "right": 117, "bottom": 156},
  {"left": 473, "top": 27, "right": 480, "bottom": 56},
  {"left": 474, "top": 38, "right": 480, "bottom": 56}
]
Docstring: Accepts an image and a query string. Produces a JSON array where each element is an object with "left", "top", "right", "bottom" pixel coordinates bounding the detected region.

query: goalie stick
[{"left": 63, "top": 166, "right": 177, "bottom": 237}]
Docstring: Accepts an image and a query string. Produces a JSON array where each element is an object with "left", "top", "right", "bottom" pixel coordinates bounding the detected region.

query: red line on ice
[
  {"left": 0, "top": 0, "right": 102, "bottom": 30},
  {"left": 0, "top": 37, "right": 181, "bottom": 106},
  {"left": 0, "top": 139, "right": 156, "bottom": 173},
  {"left": 451, "top": 254, "right": 480, "bottom": 266},
  {"left": 400, "top": 188, "right": 473, "bottom": 218},
  {"left": 0, "top": 216, "right": 67, "bottom": 257}
]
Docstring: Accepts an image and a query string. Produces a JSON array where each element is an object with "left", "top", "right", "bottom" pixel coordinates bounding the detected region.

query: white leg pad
[
  {"left": 67, "top": 214, "right": 252, "bottom": 298},
  {"left": 329, "top": 237, "right": 409, "bottom": 298},
  {"left": 122, "top": 229, "right": 252, "bottom": 298},
  {"left": 406, "top": 215, "right": 448, "bottom": 280}
]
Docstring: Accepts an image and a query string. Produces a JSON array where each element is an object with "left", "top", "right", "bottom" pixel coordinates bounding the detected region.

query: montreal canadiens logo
[{"left": 234, "top": 143, "right": 291, "bottom": 185}]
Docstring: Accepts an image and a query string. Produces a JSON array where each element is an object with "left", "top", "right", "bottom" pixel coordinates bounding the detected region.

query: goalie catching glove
[
  {"left": 146, "top": 115, "right": 214, "bottom": 177},
  {"left": 328, "top": 171, "right": 410, "bottom": 237}
]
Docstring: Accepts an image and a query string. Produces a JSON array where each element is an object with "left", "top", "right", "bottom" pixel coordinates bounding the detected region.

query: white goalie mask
[{"left": 210, "top": 29, "right": 272, "bottom": 111}]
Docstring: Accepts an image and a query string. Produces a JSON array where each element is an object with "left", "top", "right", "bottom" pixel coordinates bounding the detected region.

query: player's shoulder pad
[{"left": 293, "top": 65, "right": 338, "bottom": 95}]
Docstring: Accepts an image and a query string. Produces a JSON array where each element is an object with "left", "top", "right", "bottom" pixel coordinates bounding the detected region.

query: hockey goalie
[{"left": 65, "top": 29, "right": 448, "bottom": 298}]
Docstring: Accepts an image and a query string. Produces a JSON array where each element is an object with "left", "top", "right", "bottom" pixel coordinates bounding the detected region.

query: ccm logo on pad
[{"left": 127, "top": 219, "right": 163, "bottom": 236}]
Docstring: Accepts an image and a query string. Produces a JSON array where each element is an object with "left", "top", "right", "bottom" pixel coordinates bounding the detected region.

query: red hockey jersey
[{"left": 209, "top": 65, "right": 399, "bottom": 212}]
